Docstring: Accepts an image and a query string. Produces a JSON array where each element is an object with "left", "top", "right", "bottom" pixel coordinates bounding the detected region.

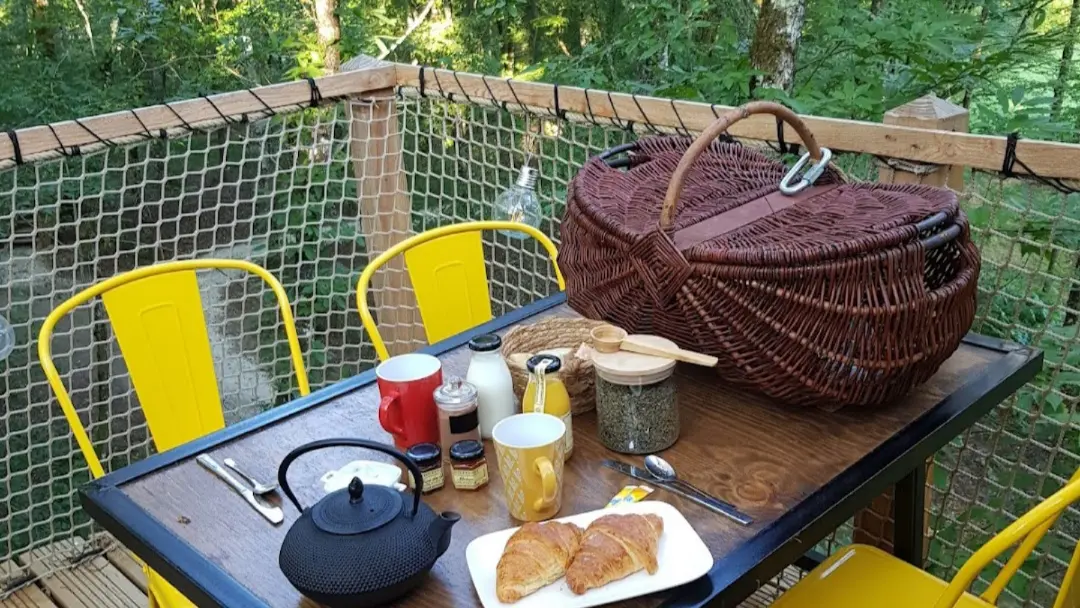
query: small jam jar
[
  {"left": 449, "top": 440, "right": 489, "bottom": 491},
  {"left": 404, "top": 442, "right": 444, "bottom": 493}
]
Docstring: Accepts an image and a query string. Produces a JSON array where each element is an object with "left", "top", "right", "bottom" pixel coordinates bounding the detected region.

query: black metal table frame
[{"left": 80, "top": 292, "right": 1042, "bottom": 608}]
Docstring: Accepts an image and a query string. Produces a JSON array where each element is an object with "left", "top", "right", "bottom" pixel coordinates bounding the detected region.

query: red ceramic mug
[{"left": 377, "top": 353, "right": 442, "bottom": 450}]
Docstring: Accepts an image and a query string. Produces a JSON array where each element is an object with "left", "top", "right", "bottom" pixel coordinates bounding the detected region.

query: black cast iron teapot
[{"left": 276, "top": 438, "right": 460, "bottom": 607}]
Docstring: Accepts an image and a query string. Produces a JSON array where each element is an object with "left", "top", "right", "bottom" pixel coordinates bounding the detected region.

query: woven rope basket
[
  {"left": 500, "top": 317, "right": 607, "bottom": 415},
  {"left": 560, "top": 101, "right": 980, "bottom": 409}
]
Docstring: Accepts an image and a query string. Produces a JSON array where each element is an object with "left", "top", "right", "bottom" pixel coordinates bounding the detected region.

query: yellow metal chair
[
  {"left": 357, "top": 221, "right": 566, "bottom": 361},
  {"left": 773, "top": 469, "right": 1080, "bottom": 608},
  {"left": 37, "top": 259, "right": 311, "bottom": 608}
]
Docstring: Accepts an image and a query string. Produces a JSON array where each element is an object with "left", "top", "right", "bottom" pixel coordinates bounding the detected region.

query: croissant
[
  {"left": 496, "top": 520, "right": 584, "bottom": 603},
  {"left": 565, "top": 513, "right": 664, "bottom": 595}
]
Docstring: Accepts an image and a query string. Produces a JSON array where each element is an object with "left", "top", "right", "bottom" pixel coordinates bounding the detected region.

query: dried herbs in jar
[{"left": 591, "top": 336, "right": 680, "bottom": 454}]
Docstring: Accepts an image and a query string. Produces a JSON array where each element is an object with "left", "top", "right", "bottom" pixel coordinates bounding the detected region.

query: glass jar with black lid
[
  {"left": 404, "top": 442, "right": 444, "bottom": 493},
  {"left": 449, "top": 439, "right": 489, "bottom": 490}
]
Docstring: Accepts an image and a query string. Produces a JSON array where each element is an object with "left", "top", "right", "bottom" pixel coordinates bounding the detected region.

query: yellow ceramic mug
[{"left": 492, "top": 413, "right": 567, "bottom": 521}]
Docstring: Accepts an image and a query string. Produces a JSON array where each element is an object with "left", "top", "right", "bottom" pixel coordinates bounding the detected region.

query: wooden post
[
  {"left": 877, "top": 94, "right": 969, "bottom": 191},
  {"left": 344, "top": 56, "right": 427, "bottom": 357},
  {"left": 852, "top": 94, "right": 969, "bottom": 562}
]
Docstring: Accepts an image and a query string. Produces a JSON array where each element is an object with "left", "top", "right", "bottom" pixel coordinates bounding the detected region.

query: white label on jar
[{"left": 562, "top": 411, "right": 574, "bottom": 458}]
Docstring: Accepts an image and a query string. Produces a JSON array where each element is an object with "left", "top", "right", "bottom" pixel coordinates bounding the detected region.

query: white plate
[{"left": 465, "top": 501, "right": 714, "bottom": 608}]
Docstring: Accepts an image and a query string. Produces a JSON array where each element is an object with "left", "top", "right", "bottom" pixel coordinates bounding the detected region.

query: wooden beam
[
  {"left": 346, "top": 65, "right": 427, "bottom": 356},
  {"left": 392, "top": 64, "right": 1080, "bottom": 181},
  {"left": 879, "top": 94, "right": 969, "bottom": 190},
  {"left": 0, "top": 65, "right": 397, "bottom": 164}
]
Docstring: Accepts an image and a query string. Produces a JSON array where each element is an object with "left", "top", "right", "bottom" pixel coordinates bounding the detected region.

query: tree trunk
[
  {"left": 1052, "top": 0, "right": 1080, "bottom": 120},
  {"left": 961, "top": 0, "right": 992, "bottom": 108},
  {"left": 749, "top": 0, "right": 808, "bottom": 93},
  {"left": 563, "top": 4, "right": 582, "bottom": 55},
  {"left": 314, "top": 0, "right": 341, "bottom": 74},
  {"left": 870, "top": 0, "right": 885, "bottom": 15},
  {"left": 526, "top": 0, "right": 541, "bottom": 64},
  {"left": 33, "top": 0, "right": 55, "bottom": 58}
]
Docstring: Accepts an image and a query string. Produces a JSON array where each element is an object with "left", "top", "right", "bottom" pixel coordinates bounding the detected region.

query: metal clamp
[{"left": 779, "top": 148, "right": 833, "bottom": 195}]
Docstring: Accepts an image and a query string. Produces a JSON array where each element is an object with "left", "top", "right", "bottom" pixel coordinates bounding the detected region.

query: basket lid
[
  {"left": 591, "top": 335, "right": 677, "bottom": 385},
  {"left": 573, "top": 135, "right": 959, "bottom": 266}
]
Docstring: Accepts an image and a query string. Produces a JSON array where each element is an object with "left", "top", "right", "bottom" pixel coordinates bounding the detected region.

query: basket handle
[{"left": 660, "top": 101, "right": 825, "bottom": 229}]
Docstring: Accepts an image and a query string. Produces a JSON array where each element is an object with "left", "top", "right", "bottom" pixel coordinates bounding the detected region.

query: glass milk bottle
[{"left": 465, "top": 334, "right": 518, "bottom": 438}]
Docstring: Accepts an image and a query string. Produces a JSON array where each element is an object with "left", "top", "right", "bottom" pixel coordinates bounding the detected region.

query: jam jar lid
[
  {"left": 405, "top": 442, "right": 441, "bottom": 467},
  {"left": 526, "top": 354, "right": 562, "bottom": 374},
  {"left": 433, "top": 376, "right": 478, "bottom": 410},
  {"left": 449, "top": 440, "right": 485, "bottom": 462},
  {"left": 468, "top": 334, "right": 502, "bottom": 352}
]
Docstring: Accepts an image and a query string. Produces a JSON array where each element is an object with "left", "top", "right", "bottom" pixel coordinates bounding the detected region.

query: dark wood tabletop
[{"left": 81, "top": 293, "right": 1042, "bottom": 608}]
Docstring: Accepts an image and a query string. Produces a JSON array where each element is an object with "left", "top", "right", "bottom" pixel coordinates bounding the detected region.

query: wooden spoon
[{"left": 589, "top": 324, "right": 718, "bottom": 367}]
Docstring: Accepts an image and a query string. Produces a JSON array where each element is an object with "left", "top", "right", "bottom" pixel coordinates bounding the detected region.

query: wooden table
[{"left": 81, "top": 293, "right": 1042, "bottom": 608}]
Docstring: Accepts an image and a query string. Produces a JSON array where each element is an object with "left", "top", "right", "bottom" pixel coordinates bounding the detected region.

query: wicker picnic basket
[{"left": 560, "top": 101, "right": 980, "bottom": 409}]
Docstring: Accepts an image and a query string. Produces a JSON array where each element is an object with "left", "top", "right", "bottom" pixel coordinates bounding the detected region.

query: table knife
[
  {"left": 197, "top": 454, "right": 284, "bottom": 525},
  {"left": 601, "top": 459, "right": 753, "bottom": 525}
]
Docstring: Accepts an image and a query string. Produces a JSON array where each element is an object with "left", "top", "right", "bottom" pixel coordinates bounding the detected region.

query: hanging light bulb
[{"left": 492, "top": 165, "right": 542, "bottom": 239}]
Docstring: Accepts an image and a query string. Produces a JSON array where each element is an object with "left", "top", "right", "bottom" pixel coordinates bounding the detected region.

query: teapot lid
[{"left": 312, "top": 477, "right": 403, "bottom": 535}]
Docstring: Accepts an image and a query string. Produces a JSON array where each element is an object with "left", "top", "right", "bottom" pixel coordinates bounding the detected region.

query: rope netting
[{"left": 0, "top": 83, "right": 1078, "bottom": 607}]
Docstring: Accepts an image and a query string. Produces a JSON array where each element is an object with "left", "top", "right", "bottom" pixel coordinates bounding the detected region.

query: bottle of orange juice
[{"left": 522, "top": 354, "right": 573, "bottom": 460}]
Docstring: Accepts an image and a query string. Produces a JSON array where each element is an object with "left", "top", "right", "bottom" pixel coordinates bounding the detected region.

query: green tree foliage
[{"left": 3, "top": 0, "right": 1077, "bottom": 138}]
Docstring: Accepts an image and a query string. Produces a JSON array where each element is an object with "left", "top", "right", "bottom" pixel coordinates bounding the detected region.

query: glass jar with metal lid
[
  {"left": 432, "top": 376, "right": 481, "bottom": 462},
  {"left": 404, "top": 442, "right": 444, "bottom": 493},
  {"left": 449, "top": 439, "right": 489, "bottom": 490}
]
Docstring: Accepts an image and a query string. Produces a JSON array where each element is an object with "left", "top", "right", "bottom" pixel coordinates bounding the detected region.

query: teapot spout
[{"left": 431, "top": 511, "right": 461, "bottom": 556}]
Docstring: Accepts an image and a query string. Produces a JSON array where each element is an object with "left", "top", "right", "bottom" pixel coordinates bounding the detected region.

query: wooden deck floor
[
  {"left": 0, "top": 536, "right": 799, "bottom": 607},
  {"left": 1, "top": 538, "right": 147, "bottom": 608}
]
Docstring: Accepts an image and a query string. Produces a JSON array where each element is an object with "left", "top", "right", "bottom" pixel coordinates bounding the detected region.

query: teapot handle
[{"left": 277, "top": 438, "right": 424, "bottom": 517}]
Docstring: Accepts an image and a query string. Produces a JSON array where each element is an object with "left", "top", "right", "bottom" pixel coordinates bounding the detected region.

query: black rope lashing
[
  {"left": 46, "top": 124, "right": 77, "bottom": 157},
  {"left": 505, "top": 78, "right": 527, "bottom": 112},
  {"left": 480, "top": 75, "right": 507, "bottom": 110},
  {"left": 1001, "top": 132, "right": 1019, "bottom": 178},
  {"left": 606, "top": 91, "right": 633, "bottom": 132},
  {"left": 247, "top": 88, "right": 277, "bottom": 117},
  {"left": 552, "top": 83, "right": 566, "bottom": 120},
  {"left": 452, "top": 71, "right": 473, "bottom": 105},
  {"left": 418, "top": 66, "right": 427, "bottom": 98},
  {"left": 669, "top": 99, "right": 689, "bottom": 136},
  {"left": 73, "top": 118, "right": 111, "bottom": 147},
  {"left": 129, "top": 110, "right": 155, "bottom": 140},
  {"left": 632, "top": 95, "right": 659, "bottom": 134},
  {"left": 305, "top": 77, "right": 323, "bottom": 108},
  {"left": 6, "top": 129, "right": 23, "bottom": 165},
  {"left": 162, "top": 103, "right": 195, "bottom": 131},
  {"left": 999, "top": 131, "right": 1080, "bottom": 194},
  {"left": 432, "top": 69, "right": 451, "bottom": 102},
  {"left": 200, "top": 94, "right": 235, "bottom": 127},
  {"left": 582, "top": 89, "right": 601, "bottom": 126}
]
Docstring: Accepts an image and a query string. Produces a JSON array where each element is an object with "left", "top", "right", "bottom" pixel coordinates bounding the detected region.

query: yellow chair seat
[{"left": 773, "top": 545, "right": 992, "bottom": 608}]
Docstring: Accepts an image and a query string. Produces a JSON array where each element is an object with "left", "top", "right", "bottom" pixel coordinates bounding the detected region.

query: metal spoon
[
  {"left": 223, "top": 458, "right": 279, "bottom": 496},
  {"left": 644, "top": 455, "right": 753, "bottom": 525}
]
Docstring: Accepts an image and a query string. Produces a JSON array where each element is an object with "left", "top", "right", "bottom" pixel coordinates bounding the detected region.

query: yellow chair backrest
[
  {"left": 357, "top": 221, "right": 565, "bottom": 361},
  {"left": 37, "top": 259, "right": 310, "bottom": 479},
  {"left": 935, "top": 467, "right": 1080, "bottom": 608}
]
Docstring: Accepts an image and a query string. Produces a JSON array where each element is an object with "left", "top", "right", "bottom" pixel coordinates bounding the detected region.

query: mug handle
[
  {"left": 532, "top": 456, "right": 558, "bottom": 511},
  {"left": 378, "top": 392, "right": 406, "bottom": 436}
]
